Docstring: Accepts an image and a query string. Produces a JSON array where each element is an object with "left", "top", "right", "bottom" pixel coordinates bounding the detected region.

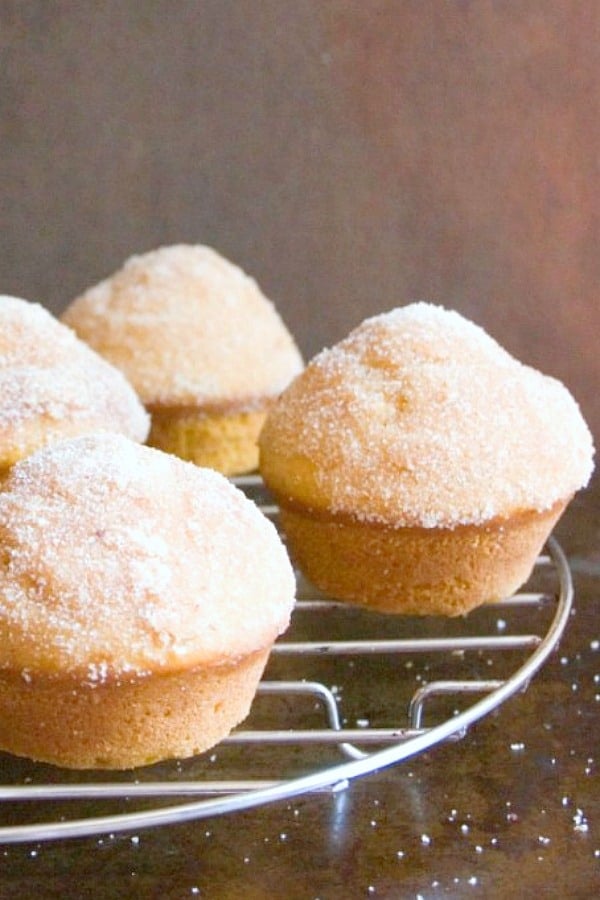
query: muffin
[
  {"left": 61, "top": 245, "right": 303, "bottom": 475},
  {"left": 0, "top": 433, "right": 295, "bottom": 769},
  {"left": 259, "top": 303, "right": 594, "bottom": 616},
  {"left": 0, "top": 295, "right": 149, "bottom": 477}
]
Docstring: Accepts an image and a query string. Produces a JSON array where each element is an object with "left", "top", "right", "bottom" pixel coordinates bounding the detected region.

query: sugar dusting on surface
[
  {"left": 61, "top": 245, "right": 304, "bottom": 406},
  {"left": 260, "top": 303, "right": 595, "bottom": 527},
  {"left": 0, "top": 296, "right": 149, "bottom": 448},
  {"left": 0, "top": 434, "right": 295, "bottom": 679}
]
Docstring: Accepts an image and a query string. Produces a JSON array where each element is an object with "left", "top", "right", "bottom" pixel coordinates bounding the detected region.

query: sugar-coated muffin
[
  {"left": 0, "top": 296, "right": 149, "bottom": 476},
  {"left": 0, "top": 433, "right": 295, "bottom": 768},
  {"left": 61, "top": 245, "right": 303, "bottom": 475},
  {"left": 259, "top": 303, "right": 594, "bottom": 616}
]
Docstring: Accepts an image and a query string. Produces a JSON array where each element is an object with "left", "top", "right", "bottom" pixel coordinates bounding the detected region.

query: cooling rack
[{"left": 0, "top": 476, "right": 573, "bottom": 843}]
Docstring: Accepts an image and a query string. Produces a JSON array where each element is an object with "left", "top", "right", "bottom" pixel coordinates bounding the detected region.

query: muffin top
[
  {"left": 259, "top": 303, "right": 595, "bottom": 528},
  {"left": 61, "top": 244, "right": 304, "bottom": 409},
  {"left": 0, "top": 434, "right": 295, "bottom": 681},
  {"left": 0, "top": 296, "right": 149, "bottom": 465}
]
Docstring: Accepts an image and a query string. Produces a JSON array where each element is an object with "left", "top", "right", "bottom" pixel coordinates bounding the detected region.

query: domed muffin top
[
  {"left": 62, "top": 245, "right": 303, "bottom": 409},
  {"left": 0, "top": 295, "right": 149, "bottom": 463},
  {"left": 0, "top": 434, "right": 295, "bottom": 680},
  {"left": 259, "top": 303, "right": 594, "bottom": 528}
]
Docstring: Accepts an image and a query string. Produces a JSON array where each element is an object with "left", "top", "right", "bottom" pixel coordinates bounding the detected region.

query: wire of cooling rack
[{"left": 0, "top": 476, "right": 573, "bottom": 843}]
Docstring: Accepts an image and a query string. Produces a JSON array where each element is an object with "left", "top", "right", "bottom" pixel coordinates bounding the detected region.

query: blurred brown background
[{"left": 1, "top": 1, "right": 599, "bottom": 441}]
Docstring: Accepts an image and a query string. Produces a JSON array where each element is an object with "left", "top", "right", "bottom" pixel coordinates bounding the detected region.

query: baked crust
[
  {"left": 277, "top": 498, "right": 566, "bottom": 615},
  {"left": 148, "top": 405, "right": 268, "bottom": 476},
  {"left": 0, "top": 649, "right": 269, "bottom": 769}
]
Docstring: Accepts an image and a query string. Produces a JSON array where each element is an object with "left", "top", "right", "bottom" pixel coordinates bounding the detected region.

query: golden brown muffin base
[
  {"left": 148, "top": 406, "right": 268, "bottom": 476},
  {"left": 0, "top": 648, "right": 269, "bottom": 770},
  {"left": 277, "top": 500, "right": 567, "bottom": 616}
]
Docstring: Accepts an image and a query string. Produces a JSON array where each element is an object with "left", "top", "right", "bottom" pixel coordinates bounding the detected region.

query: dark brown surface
[{"left": 1, "top": 1, "right": 599, "bottom": 439}]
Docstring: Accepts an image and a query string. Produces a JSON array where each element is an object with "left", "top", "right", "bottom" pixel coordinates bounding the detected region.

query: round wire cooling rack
[{"left": 0, "top": 476, "right": 573, "bottom": 844}]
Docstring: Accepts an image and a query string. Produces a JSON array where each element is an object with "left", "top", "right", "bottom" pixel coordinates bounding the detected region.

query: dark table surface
[{"left": 0, "top": 479, "right": 598, "bottom": 900}]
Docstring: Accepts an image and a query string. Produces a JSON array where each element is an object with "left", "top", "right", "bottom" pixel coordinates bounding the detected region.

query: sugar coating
[
  {"left": 61, "top": 245, "right": 304, "bottom": 407},
  {"left": 0, "top": 296, "right": 149, "bottom": 453},
  {"left": 0, "top": 434, "right": 295, "bottom": 680},
  {"left": 259, "top": 303, "right": 595, "bottom": 528}
]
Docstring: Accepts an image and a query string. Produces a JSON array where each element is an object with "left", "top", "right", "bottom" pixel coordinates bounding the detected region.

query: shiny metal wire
[{"left": 0, "top": 476, "right": 572, "bottom": 843}]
